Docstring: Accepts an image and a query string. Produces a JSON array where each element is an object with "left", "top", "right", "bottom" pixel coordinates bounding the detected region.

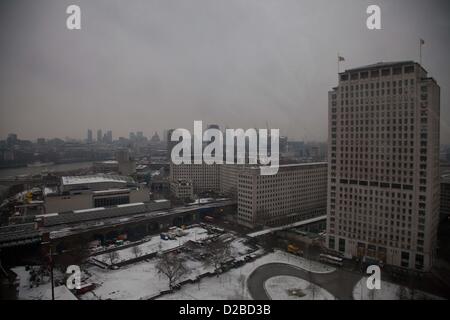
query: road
[{"left": 247, "top": 262, "right": 361, "bottom": 300}]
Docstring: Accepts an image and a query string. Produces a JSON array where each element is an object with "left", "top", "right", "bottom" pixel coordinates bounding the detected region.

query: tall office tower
[
  {"left": 326, "top": 61, "right": 440, "bottom": 271},
  {"left": 87, "top": 129, "right": 93, "bottom": 143},
  {"left": 97, "top": 129, "right": 103, "bottom": 142}
]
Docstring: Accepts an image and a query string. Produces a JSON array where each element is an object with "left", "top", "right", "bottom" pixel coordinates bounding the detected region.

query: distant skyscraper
[
  {"left": 97, "top": 129, "right": 103, "bottom": 142},
  {"left": 6, "top": 133, "right": 18, "bottom": 145},
  {"left": 166, "top": 129, "right": 175, "bottom": 160},
  {"left": 326, "top": 61, "right": 440, "bottom": 271},
  {"left": 87, "top": 129, "right": 93, "bottom": 143},
  {"left": 105, "top": 130, "right": 113, "bottom": 143},
  {"left": 150, "top": 131, "right": 160, "bottom": 143},
  {"left": 129, "top": 132, "right": 136, "bottom": 141}
]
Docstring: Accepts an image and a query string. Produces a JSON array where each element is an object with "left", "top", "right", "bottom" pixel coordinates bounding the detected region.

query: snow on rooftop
[
  {"left": 43, "top": 187, "right": 58, "bottom": 196},
  {"left": 73, "top": 207, "right": 105, "bottom": 214},
  {"left": 35, "top": 213, "right": 59, "bottom": 218},
  {"left": 92, "top": 188, "right": 131, "bottom": 194},
  {"left": 116, "top": 202, "right": 144, "bottom": 208},
  {"left": 100, "top": 160, "right": 118, "bottom": 164},
  {"left": 61, "top": 174, "right": 132, "bottom": 186}
]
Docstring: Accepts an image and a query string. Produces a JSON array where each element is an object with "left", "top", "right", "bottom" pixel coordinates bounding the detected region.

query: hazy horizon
[{"left": 1, "top": 0, "right": 449, "bottom": 143}]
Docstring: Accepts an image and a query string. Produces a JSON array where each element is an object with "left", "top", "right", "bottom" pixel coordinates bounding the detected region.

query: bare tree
[
  {"left": 131, "top": 245, "right": 142, "bottom": 259},
  {"left": 156, "top": 252, "right": 189, "bottom": 290},
  {"left": 203, "top": 241, "right": 232, "bottom": 277},
  {"left": 107, "top": 250, "right": 119, "bottom": 266}
]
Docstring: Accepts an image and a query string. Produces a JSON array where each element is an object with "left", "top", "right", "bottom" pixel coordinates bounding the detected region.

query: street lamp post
[
  {"left": 42, "top": 240, "right": 55, "bottom": 300},
  {"left": 49, "top": 246, "right": 55, "bottom": 300}
]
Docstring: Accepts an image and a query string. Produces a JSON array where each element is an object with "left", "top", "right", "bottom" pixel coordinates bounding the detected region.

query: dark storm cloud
[{"left": 0, "top": 0, "right": 449, "bottom": 142}]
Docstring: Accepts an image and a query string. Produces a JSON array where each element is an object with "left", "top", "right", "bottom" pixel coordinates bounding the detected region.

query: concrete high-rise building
[
  {"left": 237, "top": 163, "right": 328, "bottom": 228},
  {"left": 326, "top": 61, "right": 440, "bottom": 271},
  {"left": 97, "top": 129, "right": 103, "bottom": 142},
  {"left": 87, "top": 129, "right": 93, "bottom": 143},
  {"left": 441, "top": 173, "right": 450, "bottom": 221},
  {"left": 116, "top": 149, "right": 136, "bottom": 176},
  {"left": 169, "top": 162, "right": 220, "bottom": 194},
  {"left": 220, "top": 164, "right": 247, "bottom": 196}
]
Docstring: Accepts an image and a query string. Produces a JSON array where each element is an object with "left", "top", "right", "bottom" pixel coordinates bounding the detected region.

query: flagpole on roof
[
  {"left": 337, "top": 54, "right": 345, "bottom": 75},
  {"left": 337, "top": 53, "right": 340, "bottom": 74},
  {"left": 419, "top": 38, "right": 425, "bottom": 66}
]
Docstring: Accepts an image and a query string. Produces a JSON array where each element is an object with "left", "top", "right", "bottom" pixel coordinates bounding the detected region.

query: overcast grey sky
[{"left": 0, "top": 0, "right": 449, "bottom": 143}]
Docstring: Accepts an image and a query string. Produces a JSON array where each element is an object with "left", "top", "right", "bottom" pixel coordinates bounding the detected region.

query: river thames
[{"left": 0, "top": 161, "right": 93, "bottom": 178}]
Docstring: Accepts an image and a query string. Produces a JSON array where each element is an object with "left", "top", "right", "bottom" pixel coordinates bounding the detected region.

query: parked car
[{"left": 160, "top": 233, "right": 169, "bottom": 240}]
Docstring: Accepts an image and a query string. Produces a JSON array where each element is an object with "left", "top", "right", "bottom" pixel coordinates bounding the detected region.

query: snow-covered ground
[
  {"left": 93, "top": 226, "right": 210, "bottom": 266},
  {"left": 353, "top": 277, "right": 444, "bottom": 300},
  {"left": 265, "top": 276, "right": 334, "bottom": 300},
  {"left": 158, "top": 250, "right": 335, "bottom": 300},
  {"left": 272, "top": 250, "right": 336, "bottom": 274},
  {"left": 80, "top": 236, "right": 259, "bottom": 300},
  {"left": 12, "top": 245, "right": 334, "bottom": 300},
  {"left": 11, "top": 266, "right": 76, "bottom": 300}
]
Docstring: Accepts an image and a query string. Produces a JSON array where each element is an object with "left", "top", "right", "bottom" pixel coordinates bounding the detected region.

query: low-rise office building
[
  {"left": 237, "top": 162, "right": 328, "bottom": 228},
  {"left": 44, "top": 174, "right": 150, "bottom": 213}
]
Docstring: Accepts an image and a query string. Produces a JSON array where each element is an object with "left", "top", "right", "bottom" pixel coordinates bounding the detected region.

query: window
[
  {"left": 415, "top": 254, "right": 424, "bottom": 270},
  {"left": 393, "top": 67, "right": 402, "bottom": 75},
  {"left": 329, "top": 237, "right": 335, "bottom": 250},
  {"left": 404, "top": 65, "right": 414, "bottom": 73},
  {"left": 338, "top": 238, "right": 346, "bottom": 252}
]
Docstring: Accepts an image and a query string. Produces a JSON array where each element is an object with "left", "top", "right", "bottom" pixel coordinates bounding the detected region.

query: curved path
[{"left": 247, "top": 263, "right": 361, "bottom": 300}]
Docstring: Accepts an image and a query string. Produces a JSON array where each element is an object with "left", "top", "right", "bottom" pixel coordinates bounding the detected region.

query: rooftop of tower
[{"left": 344, "top": 60, "right": 416, "bottom": 73}]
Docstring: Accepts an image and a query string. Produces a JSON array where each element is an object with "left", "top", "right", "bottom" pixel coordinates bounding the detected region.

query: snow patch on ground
[
  {"left": 11, "top": 266, "right": 75, "bottom": 300},
  {"left": 11, "top": 246, "right": 335, "bottom": 300},
  {"left": 265, "top": 276, "right": 334, "bottom": 300},
  {"left": 158, "top": 250, "right": 335, "bottom": 300},
  {"left": 353, "top": 277, "right": 444, "bottom": 300},
  {"left": 94, "top": 227, "right": 210, "bottom": 266}
]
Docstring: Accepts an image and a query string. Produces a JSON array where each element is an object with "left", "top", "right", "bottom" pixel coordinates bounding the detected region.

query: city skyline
[
  {"left": 0, "top": 0, "right": 449, "bottom": 143},
  {"left": 2, "top": 0, "right": 450, "bottom": 305}
]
